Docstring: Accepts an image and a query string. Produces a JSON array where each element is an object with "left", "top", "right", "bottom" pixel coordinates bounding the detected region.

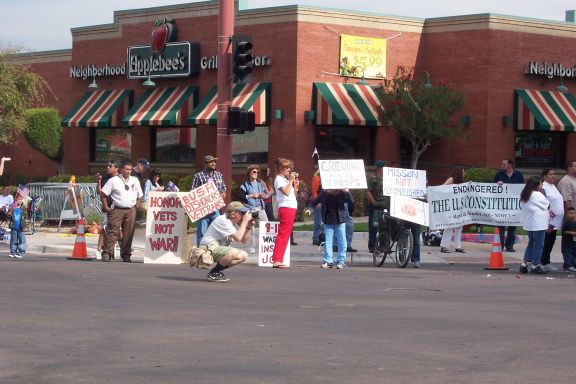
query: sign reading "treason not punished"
[{"left": 427, "top": 182, "right": 523, "bottom": 230}]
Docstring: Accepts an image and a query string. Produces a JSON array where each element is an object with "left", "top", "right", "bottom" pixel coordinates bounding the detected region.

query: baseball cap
[
  {"left": 226, "top": 201, "right": 250, "bottom": 213},
  {"left": 137, "top": 158, "right": 150, "bottom": 170},
  {"left": 375, "top": 160, "right": 386, "bottom": 168},
  {"left": 203, "top": 155, "right": 218, "bottom": 163}
]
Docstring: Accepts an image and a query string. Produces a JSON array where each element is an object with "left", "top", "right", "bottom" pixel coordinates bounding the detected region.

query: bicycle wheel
[
  {"left": 373, "top": 231, "right": 391, "bottom": 267},
  {"left": 395, "top": 228, "right": 413, "bottom": 268}
]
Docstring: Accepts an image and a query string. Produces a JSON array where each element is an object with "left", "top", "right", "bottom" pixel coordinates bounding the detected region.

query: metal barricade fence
[{"left": 28, "top": 183, "right": 101, "bottom": 221}]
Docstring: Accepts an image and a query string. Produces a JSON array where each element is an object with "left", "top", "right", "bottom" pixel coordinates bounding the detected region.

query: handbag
[{"left": 189, "top": 245, "right": 214, "bottom": 269}]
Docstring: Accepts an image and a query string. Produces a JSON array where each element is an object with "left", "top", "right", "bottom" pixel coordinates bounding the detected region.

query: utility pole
[{"left": 217, "top": 0, "right": 234, "bottom": 202}]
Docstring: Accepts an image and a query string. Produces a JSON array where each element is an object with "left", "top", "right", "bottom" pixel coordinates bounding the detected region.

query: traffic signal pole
[{"left": 217, "top": 0, "right": 233, "bottom": 203}]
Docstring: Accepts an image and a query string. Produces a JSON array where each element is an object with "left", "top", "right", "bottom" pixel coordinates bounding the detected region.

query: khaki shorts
[{"left": 202, "top": 242, "right": 237, "bottom": 263}]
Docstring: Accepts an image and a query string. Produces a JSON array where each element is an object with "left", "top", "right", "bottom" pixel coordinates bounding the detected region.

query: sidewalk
[{"left": 0, "top": 224, "right": 567, "bottom": 268}]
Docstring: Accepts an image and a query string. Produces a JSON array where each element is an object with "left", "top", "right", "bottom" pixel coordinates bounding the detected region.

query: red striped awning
[
  {"left": 313, "top": 82, "right": 382, "bottom": 126},
  {"left": 515, "top": 89, "right": 576, "bottom": 132},
  {"left": 122, "top": 86, "right": 198, "bottom": 126},
  {"left": 61, "top": 89, "right": 133, "bottom": 127},
  {"left": 188, "top": 82, "right": 270, "bottom": 125}
]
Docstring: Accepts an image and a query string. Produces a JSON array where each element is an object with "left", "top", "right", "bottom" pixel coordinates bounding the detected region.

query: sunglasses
[
  {"left": 124, "top": 185, "right": 130, "bottom": 191},
  {"left": 251, "top": 170, "right": 259, "bottom": 174}
]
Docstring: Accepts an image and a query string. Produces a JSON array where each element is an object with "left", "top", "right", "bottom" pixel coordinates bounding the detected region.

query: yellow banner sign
[{"left": 339, "top": 34, "right": 386, "bottom": 78}]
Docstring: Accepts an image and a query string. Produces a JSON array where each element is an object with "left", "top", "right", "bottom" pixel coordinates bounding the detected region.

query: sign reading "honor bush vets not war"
[
  {"left": 179, "top": 180, "right": 225, "bottom": 223},
  {"left": 318, "top": 159, "right": 367, "bottom": 189},
  {"left": 427, "top": 182, "right": 523, "bottom": 230}
]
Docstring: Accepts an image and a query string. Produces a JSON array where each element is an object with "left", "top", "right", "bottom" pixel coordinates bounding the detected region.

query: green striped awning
[
  {"left": 122, "top": 86, "right": 198, "bottom": 126},
  {"left": 313, "top": 82, "right": 382, "bottom": 126},
  {"left": 61, "top": 89, "right": 133, "bottom": 127},
  {"left": 515, "top": 89, "right": 576, "bottom": 131},
  {"left": 188, "top": 82, "right": 270, "bottom": 126}
]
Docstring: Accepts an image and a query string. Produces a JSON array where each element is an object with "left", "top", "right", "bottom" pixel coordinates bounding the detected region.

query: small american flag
[{"left": 17, "top": 184, "right": 29, "bottom": 198}]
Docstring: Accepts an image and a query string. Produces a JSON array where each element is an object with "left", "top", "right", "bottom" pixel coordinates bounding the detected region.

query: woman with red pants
[{"left": 272, "top": 158, "right": 299, "bottom": 268}]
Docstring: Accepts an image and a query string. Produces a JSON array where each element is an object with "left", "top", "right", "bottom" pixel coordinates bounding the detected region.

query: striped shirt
[{"left": 191, "top": 169, "right": 227, "bottom": 193}]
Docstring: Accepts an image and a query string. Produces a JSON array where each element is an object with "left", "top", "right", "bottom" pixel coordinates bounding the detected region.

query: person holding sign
[
  {"left": 271, "top": 158, "right": 299, "bottom": 268},
  {"left": 306, "top": 189, "right": 353, "bottom": 269},
  {"left": 239, "top": 164, "right": 269, "bottom": 254},
  {"left": 440, "top": 167, "right": 466, "bottom": 253},
  {"left": 366, "top": 160, "right": 389, "bottom": 253},
  {"left": 192, "top": 155, "right": 227, "bottom": 246},
  {"left": 200, "top": 201, "right": 254, "bottom": 283},
  {"left": 518, "top": 176, "right": 549, "bottom": 275},
  {"left": 493, "top": 159, "right": 524, "bottom": 252}
]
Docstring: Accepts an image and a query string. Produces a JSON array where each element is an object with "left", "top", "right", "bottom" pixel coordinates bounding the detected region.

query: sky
[{"left": 1, "top": 0, "right": 574, "bottom": 52}]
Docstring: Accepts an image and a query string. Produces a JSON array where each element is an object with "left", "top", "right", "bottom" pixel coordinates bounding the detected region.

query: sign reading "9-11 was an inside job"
[{"left": 318, "top": 160, "right": 367, "bottom": 189}]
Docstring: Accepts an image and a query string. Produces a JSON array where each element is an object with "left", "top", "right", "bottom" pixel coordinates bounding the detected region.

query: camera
[{"left": 249, "top": 207, "right": 262, "bottom": 215}]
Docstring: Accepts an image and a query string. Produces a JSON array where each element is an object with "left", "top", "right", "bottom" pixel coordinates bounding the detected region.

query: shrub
[
  {"left": 464, "top": 168, "right": 497, "bottom": 183},
  {"left": 23, "top": 108, "right": 63, "bottom": 160},
  {"left": 178, "top": 175, "right": 193, "bottom": 192}
]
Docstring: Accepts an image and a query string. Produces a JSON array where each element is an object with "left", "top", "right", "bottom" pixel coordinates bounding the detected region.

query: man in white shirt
[
  {"left": 200, "top": 201, "right": 254, "bottom": 282},
  {"left": 100, "top": 160, "right": 143, "bottom": 262},
  {"left": 0, "top": 186, "right": 14, "bottom": 233}
]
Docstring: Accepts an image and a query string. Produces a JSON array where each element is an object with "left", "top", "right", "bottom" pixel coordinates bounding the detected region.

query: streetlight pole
[{"left": 217, "top": 0, "right": 234, "bottom": 202}]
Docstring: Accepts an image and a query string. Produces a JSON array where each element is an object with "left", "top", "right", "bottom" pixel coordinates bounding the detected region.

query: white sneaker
[
  {"left": 320, "top": 263, "right": 333, "bottom": 269},
  {"left": 13, "top": 254, "right": 23, "bottom": 259},
  {"left": 412, "top": 262, "right": 422, "bottom": 268},
  {"left": 542, "top": 264, "right": 557, "bottom": 272},
  {"left": 563, "top": 266, "right": 576, "bottom": 272},
  {"left": 95, "top": 250, "right": 102, "bottom": 260},
  {"left": 9, "top": 253, "right": 16, "bottom": 258},
  {"left": 248, "top": 247, "right": 256, "bottom": 254}
]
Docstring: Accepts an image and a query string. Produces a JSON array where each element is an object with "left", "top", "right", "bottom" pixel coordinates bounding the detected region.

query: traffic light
[
  {"left": 232, "top": 35, "right": 254, "bottom": 83},
  {"left": 227, "top": 107, "right": 255, "bottom": 135}
]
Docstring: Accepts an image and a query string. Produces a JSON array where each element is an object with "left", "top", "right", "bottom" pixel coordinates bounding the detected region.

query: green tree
[
  {"left": 23, "top": 108, "right": 62, "bottom": 159},
  {"left": 0, "top": 49, "right": 49, "bottom": 144},
  {"left": 377, "top": 66, "right": 465, "bottom": 169}
]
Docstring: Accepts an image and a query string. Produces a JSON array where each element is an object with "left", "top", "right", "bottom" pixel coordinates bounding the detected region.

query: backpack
[{"left": 189, "top": 246, "right": 214, "bottom": 269}]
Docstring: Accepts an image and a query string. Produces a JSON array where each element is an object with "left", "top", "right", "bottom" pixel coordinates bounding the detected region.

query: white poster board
[
  {"left": 390, "top": 195, "right": 429, "bottom": 226},
  {"left": 381, "top": 167, "right": 427, "bottom": 198},
  {"left": 427, "top": 182, "right": 523, "bottom": 230},
  {"left": 178, "top": 180, "right": 225, "bottom": 223},
  {"left": 144, "top": 191, "right": 188, "bottom": 264},
  {"left": 258, "top": 221, "right": 291, "bottom": 267},
  {"left": 318, "top": 159, "right": 367, "bottom": 189}
]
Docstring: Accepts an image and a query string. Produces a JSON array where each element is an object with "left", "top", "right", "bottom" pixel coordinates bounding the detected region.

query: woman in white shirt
[
  {"left": 440, "top": 167, "right": 466, "bottom": 253},
  {"left": 519, "top": 176, "right": 550, "bottom": 274},
  {"left": 540, "top": 169, "right": 564, "bottom": 272},
  {"left": 271, "top": 157, "right": 299, "bottom": 268}
]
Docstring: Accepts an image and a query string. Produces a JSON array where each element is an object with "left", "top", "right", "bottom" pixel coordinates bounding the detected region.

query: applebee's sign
[{"left": 127, "top": 19, "right": 200, "bottom": 79}]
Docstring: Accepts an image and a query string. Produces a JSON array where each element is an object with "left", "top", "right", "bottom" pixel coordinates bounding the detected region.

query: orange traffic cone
[
  {"left": 485, "top": 228, "right": 508, "bottom": 270},
  {"left": 68, "top": 219, "right": 94, "bottom": 261}
]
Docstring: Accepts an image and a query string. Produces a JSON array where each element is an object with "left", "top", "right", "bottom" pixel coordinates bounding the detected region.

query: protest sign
[
  {"left": 258, "top": 221, "right": 290, "bottom": 267},
  {"left": 390, "top": 195, "right": 429, "bottom": 226},
  {"left": 382, "top": 167, "right": 427, "bottom": 198},
  {"left": 318, "top": 159, "right": 367, "bottom": 189},
  {"left": 145, "top": 191, "right": 188, "bottom": 264},
  {"left": 178, "top": 180, "right": 225, "bottom": 223},
  {"left": 427, "top": 182, "right": 523, "bottom": 230}
]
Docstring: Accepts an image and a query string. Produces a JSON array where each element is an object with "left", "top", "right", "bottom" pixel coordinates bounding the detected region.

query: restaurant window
[
  {"left": 153, "top": 127, "right": 197, "bottom": 163},
  {"left": 315, "top": 126, "right": 374, "bottom": 164},
  {"left": 93, "top": 128, "right": 132, "bottom": 162},
  {"left": 514, "top": 132, "right": 565, "bottom": 168},
  {"left": 232, "top": 127, "right": 269, "bottom": 164}
]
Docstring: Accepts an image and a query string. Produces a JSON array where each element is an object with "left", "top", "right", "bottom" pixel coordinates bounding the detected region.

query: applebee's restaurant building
[{"left": 7, "top": 1, "right": 576, "bottom": 185}]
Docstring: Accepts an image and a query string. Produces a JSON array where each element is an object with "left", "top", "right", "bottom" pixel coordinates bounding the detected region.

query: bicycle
[
  {"left": 372, "top": 209, "right": 414, "bottom": 268},
  {"left": 26, "top": 195, "right": 43, "bottom": 235}
]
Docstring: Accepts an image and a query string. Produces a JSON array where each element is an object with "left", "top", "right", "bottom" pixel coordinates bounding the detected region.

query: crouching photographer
[
  {"left": 239, "top": 165, "right": 270, "bottom": 254},
  {"left": 200, "top": 201, "right": 256, "bottom": 283}
]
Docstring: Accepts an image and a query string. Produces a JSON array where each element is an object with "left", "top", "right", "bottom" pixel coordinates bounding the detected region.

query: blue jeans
[
  {"left": 368, "top": 204, "right": 377, "bottom": 250},
  {"left": 312, "top": 204, "right": 323, "bottom": 242},
  {"left": 498, "top": 226, "right": 517, "bottom": 249},
  {"left": 196, "top": 210, "right": 220, "bottom": 246},
  {"left": 523, "top": 230, "right": 545, "bottom": 265},
  {"left": 562, "top": 243, "right": 576, "bottom": 269},
  {"left": 10, "top": 229, "right": 26, "bottom": 255},
  {"left": 324, "top": 223, "right": 346, "bottom": 265},
  {"left": 332, "top": 203, "right": 354, "bottom": 247},
  {"left": 409, "top": 223, "right": 421, "bottom": 263}
]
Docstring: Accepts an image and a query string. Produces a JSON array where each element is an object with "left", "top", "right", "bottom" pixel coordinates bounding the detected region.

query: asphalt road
[{"left": 1, "top": 255, "right": 574, "bottom": 384}]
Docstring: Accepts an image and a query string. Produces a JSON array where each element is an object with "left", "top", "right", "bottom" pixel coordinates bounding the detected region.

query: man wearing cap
[
  {"left": 192, "top": 155, "right": 227, "bottom": 245},
  {"left": 132, "top": 158, "right": 150, "bottom": 189},
  {"left": 366, "top": 160, "right": 390, "bottom": 253},
  {"left": 200, "top": 201, "right": 254, "bottom": 282}
]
